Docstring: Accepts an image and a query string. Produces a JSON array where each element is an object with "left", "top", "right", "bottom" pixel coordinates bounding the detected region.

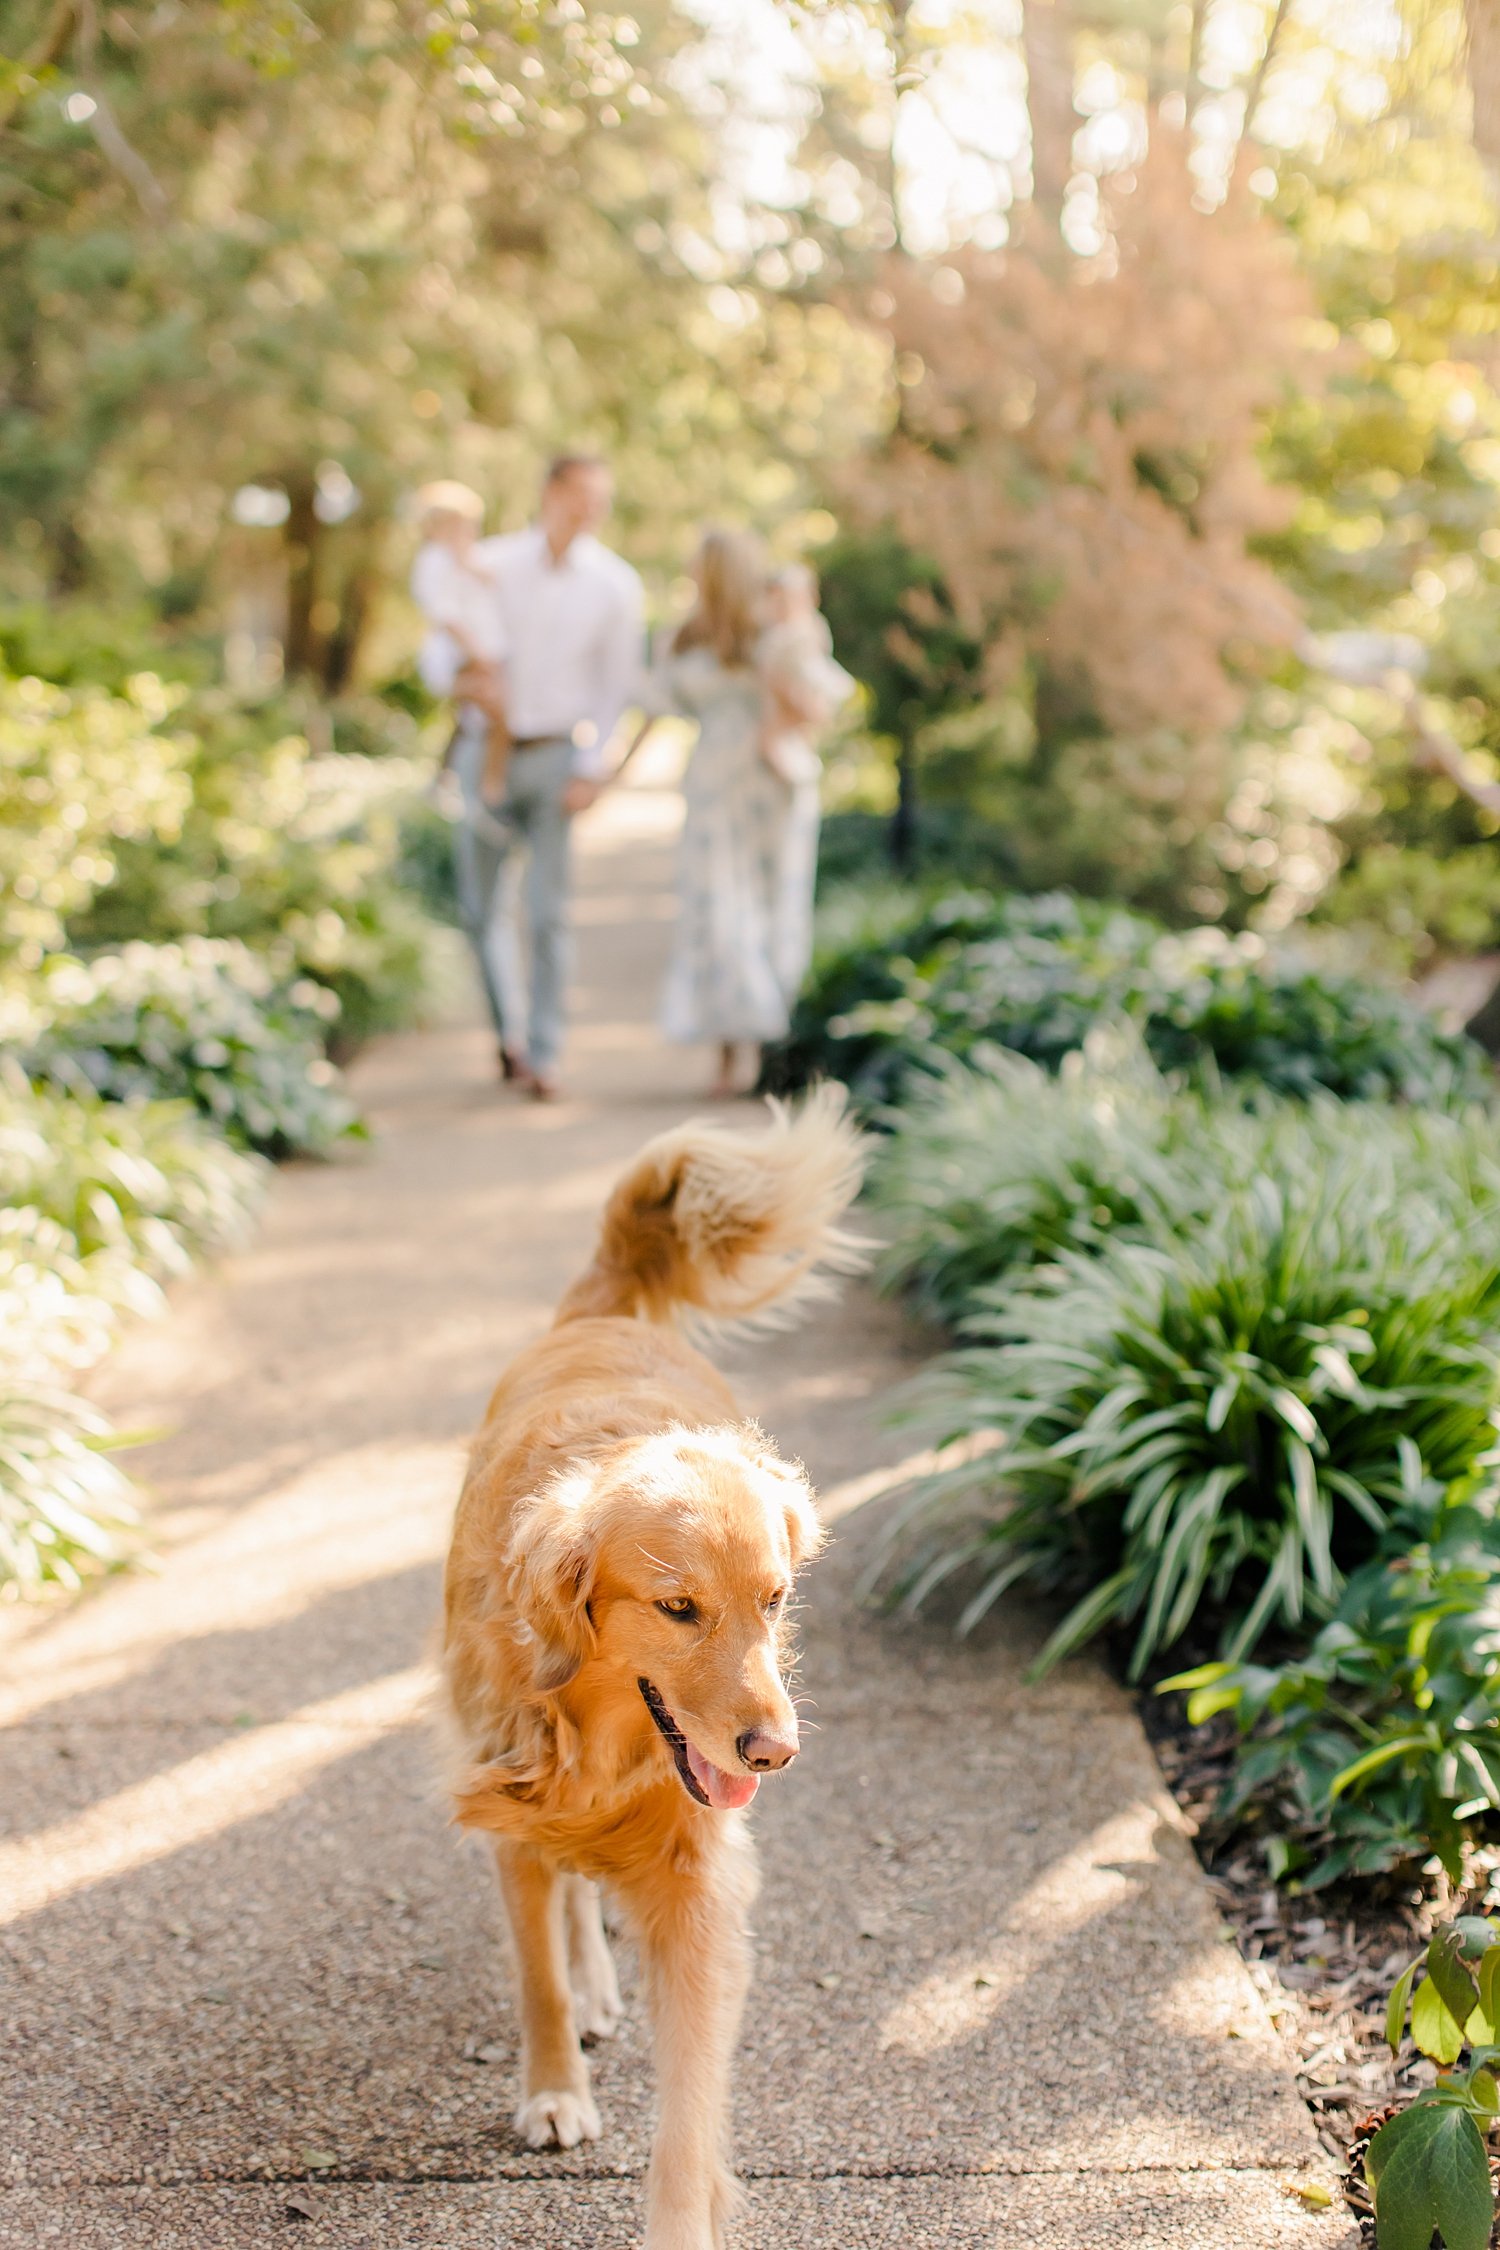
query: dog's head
[{"left": 505, "top": 1426, "right": 825, "bottom": 1811}]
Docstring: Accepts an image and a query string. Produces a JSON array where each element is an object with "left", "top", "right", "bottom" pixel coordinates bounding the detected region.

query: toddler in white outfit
[
  {"left": 757, "top": 563, "right": 853, "bottom": 787},
  {"left": 411, "top": 481, "right": 510, "bottom": 801}
]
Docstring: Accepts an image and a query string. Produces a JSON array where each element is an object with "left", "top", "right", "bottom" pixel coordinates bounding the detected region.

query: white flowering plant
[
  {"left": 0, "top": 1079, "right": 265, "bottom": 1595},
  {"left": 16, "top": 939, "right": 358, "bottom": 1156}
]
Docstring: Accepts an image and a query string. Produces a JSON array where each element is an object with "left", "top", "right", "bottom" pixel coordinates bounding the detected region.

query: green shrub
[
  {"left": 0, "top": 650, "right": 438, "bottom": 1057},
  {"left": 870, "top": 1042, "right": 1187, "bottom": 1325},
  {"left": 0, "top": 669, "right": 192, "bottom": 968},
  {"left": 0, "top": 602, "right": 215, "bottom": 693},
  {"left": 0, "top": 1079, "right": 264, "bottom": 1598},
  {"left": 767, "top": 884, "right": 1489, "bottom": 1111},
  {"left": 0, "top": 1076, "right": 264, "bottom": 1278},
  {"left": 0, "top": 1375, "right": 141, "bottom": 1598},
  {"left": 395, "top": 794, "right": 464, "bottom": 928},
  {"left": 1145, "top": 956, "right": 1486, "bottom": 1104},
  {"left": 1166, "top": 1497, "right": 1500, "bottom": 1889},
  {"left": 1316, "top": 843, "right": 1500, "bottom": 975},
  {"left": 16, "top": 940, "right": 357, "bottom": 1156},
  {"left": 67, "top": 722, "right": 438, "bottom": 1052},
  {"left": 0, "top": 1205, "right": 141, "bottom": 1597},
  {"left": 876, "top": 1098, "right": 1500, "bottom": 1676}
]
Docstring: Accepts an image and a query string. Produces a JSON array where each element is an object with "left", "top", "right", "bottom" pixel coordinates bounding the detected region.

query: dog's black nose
[{"left": 737, "top": 1726, "right": 799, "bottom": 1772}]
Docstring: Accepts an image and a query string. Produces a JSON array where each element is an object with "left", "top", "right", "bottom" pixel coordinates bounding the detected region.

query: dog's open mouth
[{"left": 638, "top": 1678, "right": 759, "bottom": 1812}]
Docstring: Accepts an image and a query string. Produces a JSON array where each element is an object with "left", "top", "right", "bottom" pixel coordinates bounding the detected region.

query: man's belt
[{"left": 509, "top": 732, "right": 571, "bottom": 751}]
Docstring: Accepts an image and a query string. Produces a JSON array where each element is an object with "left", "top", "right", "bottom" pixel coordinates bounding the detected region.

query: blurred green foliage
[
  {"left": 765, "top": 885, "right": 1487, "bottom": 1111},
  {"left": 0, "top": 1072, "right": 263, "bottom": 1595},
  {"left": 16, "top": 941, "right": 357, "bottom": 1157}
]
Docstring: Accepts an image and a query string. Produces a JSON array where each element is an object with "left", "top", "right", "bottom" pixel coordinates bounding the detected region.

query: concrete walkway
[{"left": 0, "top": 770, "right": 1344, "bottom": 2248}]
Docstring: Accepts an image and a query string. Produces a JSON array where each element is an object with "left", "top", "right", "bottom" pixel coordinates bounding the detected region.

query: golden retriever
[{"left": 441, "top": 1089, "right": 864, "bottom": 2249}]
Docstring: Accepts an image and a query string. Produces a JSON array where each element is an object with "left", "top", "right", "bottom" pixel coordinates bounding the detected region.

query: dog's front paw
[
  {"left": 514, "top": 2087, "right": 601, "bottom": 2150},
  {"left": 573, "top": 1956, "right": 624, "bottom": 2042}
]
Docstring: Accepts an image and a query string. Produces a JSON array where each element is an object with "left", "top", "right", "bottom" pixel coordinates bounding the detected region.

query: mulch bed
[{"left": 1139, "top": 1685, "right": 1500, "bottom": 2242}]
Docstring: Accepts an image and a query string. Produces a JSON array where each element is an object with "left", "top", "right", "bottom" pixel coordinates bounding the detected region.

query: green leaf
[
  {"left": 1386, "top": 1961, "right": 1417, "bottom": 2058},
  {"left": 1205, "top": 1374, "right": 1239, "bottom": 1431},
  {"left": 1025, "top": 1567, "right": 1137, "bottom": 1680},
  {"left": 1157, "top": 1661, "right": 1233, "bottom": 1695},
  {"left": 1481, "top": 1946, "right": 1500, "bottom": 2039},
  {"left": 1265, "top": 1834, "right": 1295, "bottom": 1882},
  {"left": 1369, "top": 2102, "right": 1493, "bottom": 2250},
  {"left": 1267, "top": 1385, "right": 1319, "bottom": 1444},
  {"left": 1427, "top": 1928, "right": 1481, "bottom": 2046},
  {"left": 1429, "top": 2106, "right": 1495, "bottom": 2250},
  {"left": 1413, "top": 1973, "right": 1468, "bottom": 2068},
  {"left": 1328, "top": 1734, "right": 1432, "bottom": 1802},
  {"left": 1368, "top": 2099, "right": 1442, "bottom": 2195}
]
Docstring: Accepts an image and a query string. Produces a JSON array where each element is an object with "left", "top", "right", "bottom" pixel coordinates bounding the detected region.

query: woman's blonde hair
[{"left": 673, "top": 529, "right": 767, "bottom": 668}]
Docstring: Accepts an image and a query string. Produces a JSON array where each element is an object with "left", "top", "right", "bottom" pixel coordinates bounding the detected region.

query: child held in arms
[
  {"left": 757, "top": 561, "right": 854, "bottom": 788},
  {"left": 410, "top": 481, "right": 510, "bottom": 804}
]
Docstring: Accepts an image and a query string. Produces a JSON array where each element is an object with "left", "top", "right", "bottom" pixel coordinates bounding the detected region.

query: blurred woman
[{"left": 634, "top": 530, "right": 812, "bottom": 1097}]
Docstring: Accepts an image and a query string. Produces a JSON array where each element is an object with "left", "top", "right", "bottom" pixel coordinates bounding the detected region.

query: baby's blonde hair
[
  {"left": 415, "top": 479, "right": 484, "bottom": 524},
  {"left": 770, "top": 561, "right": 818, "bottom": 601}
]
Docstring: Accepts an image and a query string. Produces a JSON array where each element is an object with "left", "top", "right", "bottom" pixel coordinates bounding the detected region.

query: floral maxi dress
[{"left": 654, "top": 646, "right": 821, "bottom": 1047}]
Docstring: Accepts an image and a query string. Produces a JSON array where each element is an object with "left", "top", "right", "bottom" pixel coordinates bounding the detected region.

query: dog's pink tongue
[{"left": 685, "top": 1740, "right": 760, "bottom": 1812}]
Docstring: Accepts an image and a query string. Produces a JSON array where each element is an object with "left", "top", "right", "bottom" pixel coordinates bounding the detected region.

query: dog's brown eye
[
  {"left": 657, "top": 1596, "right": 697, "bottom": 1622},
  {"left": 766, "top": 1589, "right": 787, "bottom": 1614}
]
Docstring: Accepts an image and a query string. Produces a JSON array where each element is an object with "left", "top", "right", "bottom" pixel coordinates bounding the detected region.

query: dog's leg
[
  {"left": 630, "top": 1845, "right": 755, "bottom": 2250},
  {"left": 494, "top": 1840, "right": 601, "bottom": 2150},
  {"left": 566, "top": 1876, "right": 624, "bottom": 2041}
]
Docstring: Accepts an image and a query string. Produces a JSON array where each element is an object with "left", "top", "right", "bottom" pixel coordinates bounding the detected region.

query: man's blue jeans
[{"left": 451, "top": 726, "right": 575, "bottom": 1074}]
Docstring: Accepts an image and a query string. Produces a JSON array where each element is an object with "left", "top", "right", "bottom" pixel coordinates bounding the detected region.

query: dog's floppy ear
[
  {"left": 756, "top": 1448, "right": 826, "bottom": 1570},
  {"left": 505, "top": 1469, "right": 600, "bottom": 1695}
]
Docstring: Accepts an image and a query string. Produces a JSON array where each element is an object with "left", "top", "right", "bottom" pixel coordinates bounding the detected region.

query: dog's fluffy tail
[{"left": 555, "top": 1086, "right": 866, "bottom": 1332}]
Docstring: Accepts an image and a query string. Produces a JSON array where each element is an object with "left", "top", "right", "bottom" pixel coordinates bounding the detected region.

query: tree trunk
[
  {"left": 1465, "top": 970, "right": 1500, "bottom": 1059},
  {"left": 1022, "top": 0, "right": 1075, "bottom": 237},
  {"left": 321, "top": 521, "right": 385, "bottom": 695},
  {"left": 281, "top": 470, "right": 322, "bottom": 680},
  {"left": 1231, "top": 0, "right": 1294, "bottom": 182},
  {"left": 881, "top": 0, "right": 921, "bottom": 868},
  {"left": 50, "top": 514, "right": 90, "bottom": 595},
  {"left": 1466, "top": 0, "right": 1500, "bottom": 166},
  {"left": 890, "top": 731, "right": 918, "bottom": 876},
  {"left": 1185, "top": 0, "right": 1209, "bottom": 113}
]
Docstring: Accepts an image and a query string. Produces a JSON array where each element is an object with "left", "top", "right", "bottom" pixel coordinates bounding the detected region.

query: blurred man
[{"left": 440, "top": 454, "right": 643, "bottom": 1101}]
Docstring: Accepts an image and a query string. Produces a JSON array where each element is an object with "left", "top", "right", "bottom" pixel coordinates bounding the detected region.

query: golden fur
[{"left": 440, "top": 1089, "right": 864, "bottom": 2249}]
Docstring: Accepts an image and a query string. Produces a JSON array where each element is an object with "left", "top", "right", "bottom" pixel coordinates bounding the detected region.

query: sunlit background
[{"left": 7, "top": 0, "right": 1500, "bottom": 1581}]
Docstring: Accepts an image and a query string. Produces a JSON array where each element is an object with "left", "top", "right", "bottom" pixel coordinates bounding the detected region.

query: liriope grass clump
[{"left": 873, "top": 1065, "right": 1500, "bottom": 1679}]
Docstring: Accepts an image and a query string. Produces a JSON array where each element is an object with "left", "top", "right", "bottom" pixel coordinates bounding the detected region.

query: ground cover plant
[
  {"left": 0, "top": 1075, "right": 264, "bottom": 1593},
  {"left": 14, "top": 941, "right": 356, "bottom": 1158},
  {"left": 871, "top": 1056, "right": 1500, "bottom": 1657},
  {"left": 1165, "top": 1494, "right": 1500, "bottom": 1890},
  {"left": 765, "top": 885, "right": 1488, "bottom": 1113},
  {"left": 869, "top": 1033, "right": 1500, "bottom": 1907}
]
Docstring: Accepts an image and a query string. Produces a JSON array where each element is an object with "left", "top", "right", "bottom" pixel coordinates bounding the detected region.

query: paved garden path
[{"left": 1, "top": 770, "right": 1347, "bottom": 2249}]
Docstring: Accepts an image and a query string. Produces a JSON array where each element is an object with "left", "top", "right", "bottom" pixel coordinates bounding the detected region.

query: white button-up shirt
[{"left": 418, "top": 524, "right": 643, "bottom": 779}]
